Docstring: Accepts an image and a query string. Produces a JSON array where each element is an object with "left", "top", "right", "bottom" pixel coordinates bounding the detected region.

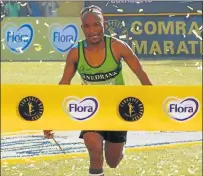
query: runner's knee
[
  {"left": 106, "top": 161, "right": 119, "bottom": 168},
  {"left": 106, "top": 153, "right": 124, "bottom": 168}
]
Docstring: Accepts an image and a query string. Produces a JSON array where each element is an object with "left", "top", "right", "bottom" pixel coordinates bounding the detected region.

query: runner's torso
[{"left": 77, "top": 35, "right": 125, "bottom": 85}]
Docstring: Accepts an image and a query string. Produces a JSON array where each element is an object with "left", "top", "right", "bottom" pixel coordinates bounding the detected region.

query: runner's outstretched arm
[
  {"left": 115, "top": 40, "right": 152, "bottom": 85},
  {"left": 59, "top": 48, "right": 78, "bottom": 85}
]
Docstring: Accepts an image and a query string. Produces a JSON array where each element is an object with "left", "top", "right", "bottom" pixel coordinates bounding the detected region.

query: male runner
[{"left": 44, "top": 5, "right": 152, "bottom": 176}]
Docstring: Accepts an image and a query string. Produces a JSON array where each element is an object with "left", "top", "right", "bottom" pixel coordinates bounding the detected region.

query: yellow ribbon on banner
[{"left": 1, "top": 84, "right": 202, "bottom": 132}]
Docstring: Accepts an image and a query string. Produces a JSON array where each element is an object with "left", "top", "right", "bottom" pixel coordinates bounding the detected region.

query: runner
[{"left": 44, "top": 5, "right": 152, "bottom": 176}]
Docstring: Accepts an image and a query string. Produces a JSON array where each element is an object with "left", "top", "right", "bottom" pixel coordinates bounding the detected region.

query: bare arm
[
  {"left": 59, "top": 48, "right": 78, "bottom": 85},
  {"left": 115, "top": 40, "right": 152, "bottom": 85}
]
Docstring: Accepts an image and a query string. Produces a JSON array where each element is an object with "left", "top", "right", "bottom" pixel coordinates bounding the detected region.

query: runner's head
[{"left": 80, "top": 5, "right": 105, "bottom": 44}]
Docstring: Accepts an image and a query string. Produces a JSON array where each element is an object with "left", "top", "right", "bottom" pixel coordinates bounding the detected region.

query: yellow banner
[{"left": 1, "top": 84, "right": 202, "bottom": 132}]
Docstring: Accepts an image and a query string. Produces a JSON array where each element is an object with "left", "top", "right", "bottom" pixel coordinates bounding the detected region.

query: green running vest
[{"left": 77, "top": 35, "right": 125, "bottom": 85}]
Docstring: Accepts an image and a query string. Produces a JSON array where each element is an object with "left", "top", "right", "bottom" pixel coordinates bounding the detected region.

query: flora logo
[
  {"left": 163, "top": 97, "right": 199, "bottom": 121},
  {"left": 62, "top": 96, "right": 99, "bottom": 121},
  {"left": 3, "top": 23, "right": 34, "bottom": 53},
  {"left": 49, "top": 23, "right": 78, "bottom": 53}
]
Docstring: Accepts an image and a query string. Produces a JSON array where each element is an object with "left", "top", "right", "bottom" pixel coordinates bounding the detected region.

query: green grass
[
  {"left": 1, "top": 144, "right": 202, "bottom": 176},
  {"left": 1, "top": 60, "right": 202, "bottom": 176},
  {"left": 1, "top": 60, "right": 202, "bottom": 85}
]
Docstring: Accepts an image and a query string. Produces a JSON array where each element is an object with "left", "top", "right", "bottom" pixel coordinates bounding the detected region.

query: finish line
[{"left": 1, "top": 131, "right": 202, "bottom": 165}]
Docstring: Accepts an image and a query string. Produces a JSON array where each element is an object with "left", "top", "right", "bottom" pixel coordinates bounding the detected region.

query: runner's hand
[{"left": 43, "top": 130, "right": 54, "bottom": 139}]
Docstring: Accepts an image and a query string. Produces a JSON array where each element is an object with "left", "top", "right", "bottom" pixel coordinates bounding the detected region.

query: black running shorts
[{"left": 79, "top": 130, "right": 127, "bottom": 143}]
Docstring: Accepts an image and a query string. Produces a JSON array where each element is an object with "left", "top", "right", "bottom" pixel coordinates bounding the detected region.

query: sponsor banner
[
  {"left": 2, "top": 16, "right": 202, "bottom": 61},
  {"left": 104, "top": 16, "right": 202, "bottom": 58},
  {"left": 1, "top": 16, "right": 202, "bottom": 60},
  {"left": 1, "top": 17, "right": 85, "bottom": 61},
  {"left": 1, "top": 84, "right": 202, "bottom": 132},
  {"left": 85, "top": 1, "right": 202, "bottom": 14}
]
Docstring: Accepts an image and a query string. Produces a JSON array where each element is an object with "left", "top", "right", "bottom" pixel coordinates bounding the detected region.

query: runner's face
[{"left": 81, "top": 13, "right": 104, "bottom": 44}]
